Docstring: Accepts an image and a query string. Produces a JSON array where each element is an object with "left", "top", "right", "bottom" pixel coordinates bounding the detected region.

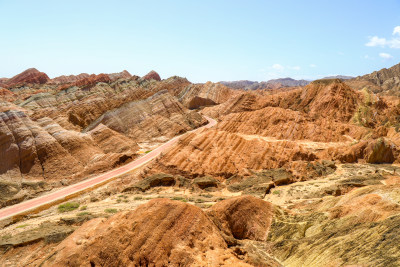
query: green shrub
[
  {"left": 104, "top": 208, "right": 118, "bottom": 214},
  {"left": 58, "top": 202, "right": 80, "bottom": 213},
  {"left": 80, "top": 205, "right": 87, "bottom": 211},
  {"left": 16, "top": 224, "right": 29, "bottom": 228}
]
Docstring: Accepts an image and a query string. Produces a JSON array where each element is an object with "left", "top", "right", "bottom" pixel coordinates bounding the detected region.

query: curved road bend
[{"left": 0, "top": 116, "right": 217, "bottom": 221}]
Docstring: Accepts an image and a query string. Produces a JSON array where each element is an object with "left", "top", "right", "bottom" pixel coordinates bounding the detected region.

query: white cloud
[
  {"left": 366, "top": 36, "right": 387, "bottom": 47},
  {"left": 393, "top": 26, "right": 400, "bottom": 36},
  {"left": 364, "top": 55, "right": 369, "bottom": 59},
  {"left": 366, "top": 26, "right": 400, "bottom": 49},
  {"left": 390, "top": 38, "right": 400, "bottom": 49},
  {"left": 309, "top": 64, "right": 317, "bottom": 68},
  {"left": 290, "top": 66, "right": 301, "bottom": 71},
  {"left": 272, "top": 64, "right": 284, "bottom": 71},
  {"left": 379, "top": 52, "right": 393, "bottom": 59}
]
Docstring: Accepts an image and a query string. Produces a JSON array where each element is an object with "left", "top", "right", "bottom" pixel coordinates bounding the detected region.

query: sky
[{"left": 0, "top": 0, "right": 399, "bottom": 83}]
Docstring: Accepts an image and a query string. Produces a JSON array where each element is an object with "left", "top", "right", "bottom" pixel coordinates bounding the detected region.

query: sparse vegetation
[
  {"left": 80, "top": 205, "right": 87, "bottom": 211},
  {"left": 171, "top": 196, "right": 188, "bottom": 202},
  {"left": 77, "top": 212, "right": 91, "bottom": 217},
  {"left": 104, "top": 208, "right": 118, "bottom": 214},
  {"left": 353, "top": 88, "right": 375, "bottom": 127},
  {"left": 134, "top": 196, "right": 143, "bottom": 200},
  {"left": 58, "top": 202, "right": 80, "bottom": 213},
  {"left": 16, "top": 224, "right": 29, "bottom": 228},
  {"left": 272, "top": 190, "right": 281, "bottom": 195}
]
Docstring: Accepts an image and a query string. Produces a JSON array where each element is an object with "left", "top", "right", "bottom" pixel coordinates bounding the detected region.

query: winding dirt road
[{"left": 0, "top": 116, "right": 217, "bottom": 222}]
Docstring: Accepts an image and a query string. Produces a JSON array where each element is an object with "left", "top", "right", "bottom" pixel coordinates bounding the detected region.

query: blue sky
[{"left": 0, "top": 0, "right": 399, "bottom": 82}]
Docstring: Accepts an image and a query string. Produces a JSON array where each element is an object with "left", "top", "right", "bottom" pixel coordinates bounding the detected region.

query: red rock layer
[
  {"left": 152, "top": 128, "right": 316, "bottom": 177},
  {"left": 142, "top": 70, "right": 161, "bottom": 81},
  {"left": 73, "top": 73, "right": 111, "bottom": 88},
  {"left": 4, "top": 68, "right": 49, "bottom": 88},
  {"left": 217, "top": 106, "right": 368, "bottom": 142},
  {"left": 50, "top": 73, "right": 90, "bottom": 84}
]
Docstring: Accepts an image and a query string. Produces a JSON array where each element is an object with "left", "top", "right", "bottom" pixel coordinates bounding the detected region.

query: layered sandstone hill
[
  {"left": 39, "top": 199, "right": 249, "bottom": 267},
  {"left": 151, "top": 128, "right": 316, "bottom": 178},
  {"left": 7, "top": 190, "right": 400, "bottom": 267},
  {"left": 350, "top": 62, "right": 400, "bottom": 95},
  {"left": 0, "top": 108, "right": 139, "bottom": 207},
  {"left": 50, "top": 71, "right": 132, "bottom": 87},
  {"left": 0, "top": 69, "right": 214, "bottom": 207},
  {"left": 217, "top": 106, "right": 368, "bottom": 142},
  {"left": 203, "top": 79, "right": 362, "bottom": 122},
  {"left": 290, "top": 79, "right": 360, "bottom": 122},
  {"left": 142, "top": 70, "right": 161, "bottom": 81},
  {"left": 178, "top": 81, "right": 237, "bottom": 109},
  {"left": 50, "top": 73, "right": 90, "bottom": 84},
  {"left": 108, "top": 70, "right": 132, "bottom": 81},
  {"left": 84, "top": 90, "right": 207, "bottom": 142},
  {"left": 1, "top": 68, "right": 49, "bottom": 88}
]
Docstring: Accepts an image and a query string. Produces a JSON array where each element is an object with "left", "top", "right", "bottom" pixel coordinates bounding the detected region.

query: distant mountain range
[
  {"left": 321, "top": 75, "right": 354, "bottom": 80},
  {"left": 220, "top": 78, "right": 310, "bottom": 90}
]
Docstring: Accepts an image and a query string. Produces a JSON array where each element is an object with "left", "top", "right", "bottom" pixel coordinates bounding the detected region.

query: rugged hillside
[
  {"left": 39, "top": 199, "right": 248, "bottom": 267},
  {"left": 50, "top": 73, "right": 90, "bottom": 84},
  {"left": 0, "top": 68, "right": 49, "bottom": 88},
  {"left": 178, "top": 81, "right": 237, "bottom": 109},
  {"left": 291, "top": 79, "right": 360, "bottom": 122},
  {"left": 0, "top": 69, "right": 210, "bottom": 208},
  {"left": 142, "top": 70, "right": 161, "bottom": 81},
  {"left": 151, "top": 128, "right": 316, "bottom": 178},
  {"left": 217, "top": 106, "right": 368, "bottom": 142},
  {"left": 349, "top": 62, "right": 400, "bottom": 95},
  {"left": 3, "top": 65, "right": 400, "bottom": 267},
  {"left": 84, "top": 90, "right": 207, "bottom": 142},
  {"left": 0, "top": 107, "right": 139, "bottom": 207}
]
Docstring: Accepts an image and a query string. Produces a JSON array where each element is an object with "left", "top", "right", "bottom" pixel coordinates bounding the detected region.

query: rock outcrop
[
  {"left": 3, "top": 68, "right": 49, "bottom": 88},
  {"left": 178, "top": 81, "right": 237, "bottom": 109},
  {"left": 352, "top": 62, "right": 400, "bottom": 95},
  {"left": 142, "top": 70, "right": 161, "bottom": 81},
  {"left": 209, "top": 196, "right": 274, "bottom": 241},
  {"left": 50, "top": 73, "right": 90, "bottom": 84}
]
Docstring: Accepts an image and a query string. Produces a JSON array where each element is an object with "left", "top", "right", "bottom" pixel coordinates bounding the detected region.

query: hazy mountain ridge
[{"left": 220, "top": 77, "right": 310, "bottom": 90}]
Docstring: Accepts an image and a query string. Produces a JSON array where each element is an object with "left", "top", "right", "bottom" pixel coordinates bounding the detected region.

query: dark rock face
[
  {"left": 187, "top": 96, "right": 217, "bottom": 109},
  {"left": 209, "top": 196, "right": 274, "bottom": 241}
]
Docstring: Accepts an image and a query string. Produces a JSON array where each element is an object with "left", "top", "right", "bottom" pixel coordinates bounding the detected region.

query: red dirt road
[{"left": 0, "top": 116, "right": 217, "bottom": 222}]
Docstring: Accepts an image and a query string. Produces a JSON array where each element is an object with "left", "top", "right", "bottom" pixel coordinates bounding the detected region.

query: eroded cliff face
[{"left": 0, "top": 69, "right": 209, "bottom": 207}]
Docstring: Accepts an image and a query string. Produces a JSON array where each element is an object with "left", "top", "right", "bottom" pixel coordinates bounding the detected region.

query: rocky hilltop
[
  {"left": 0, "top": 68, "right": 49, "bottom": 88},
  {"left": 347, "top": 62, "right": 400, "bottom": 95},
  {"left": 2, "top": 65, "right": 400, "bottom": 266}
]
